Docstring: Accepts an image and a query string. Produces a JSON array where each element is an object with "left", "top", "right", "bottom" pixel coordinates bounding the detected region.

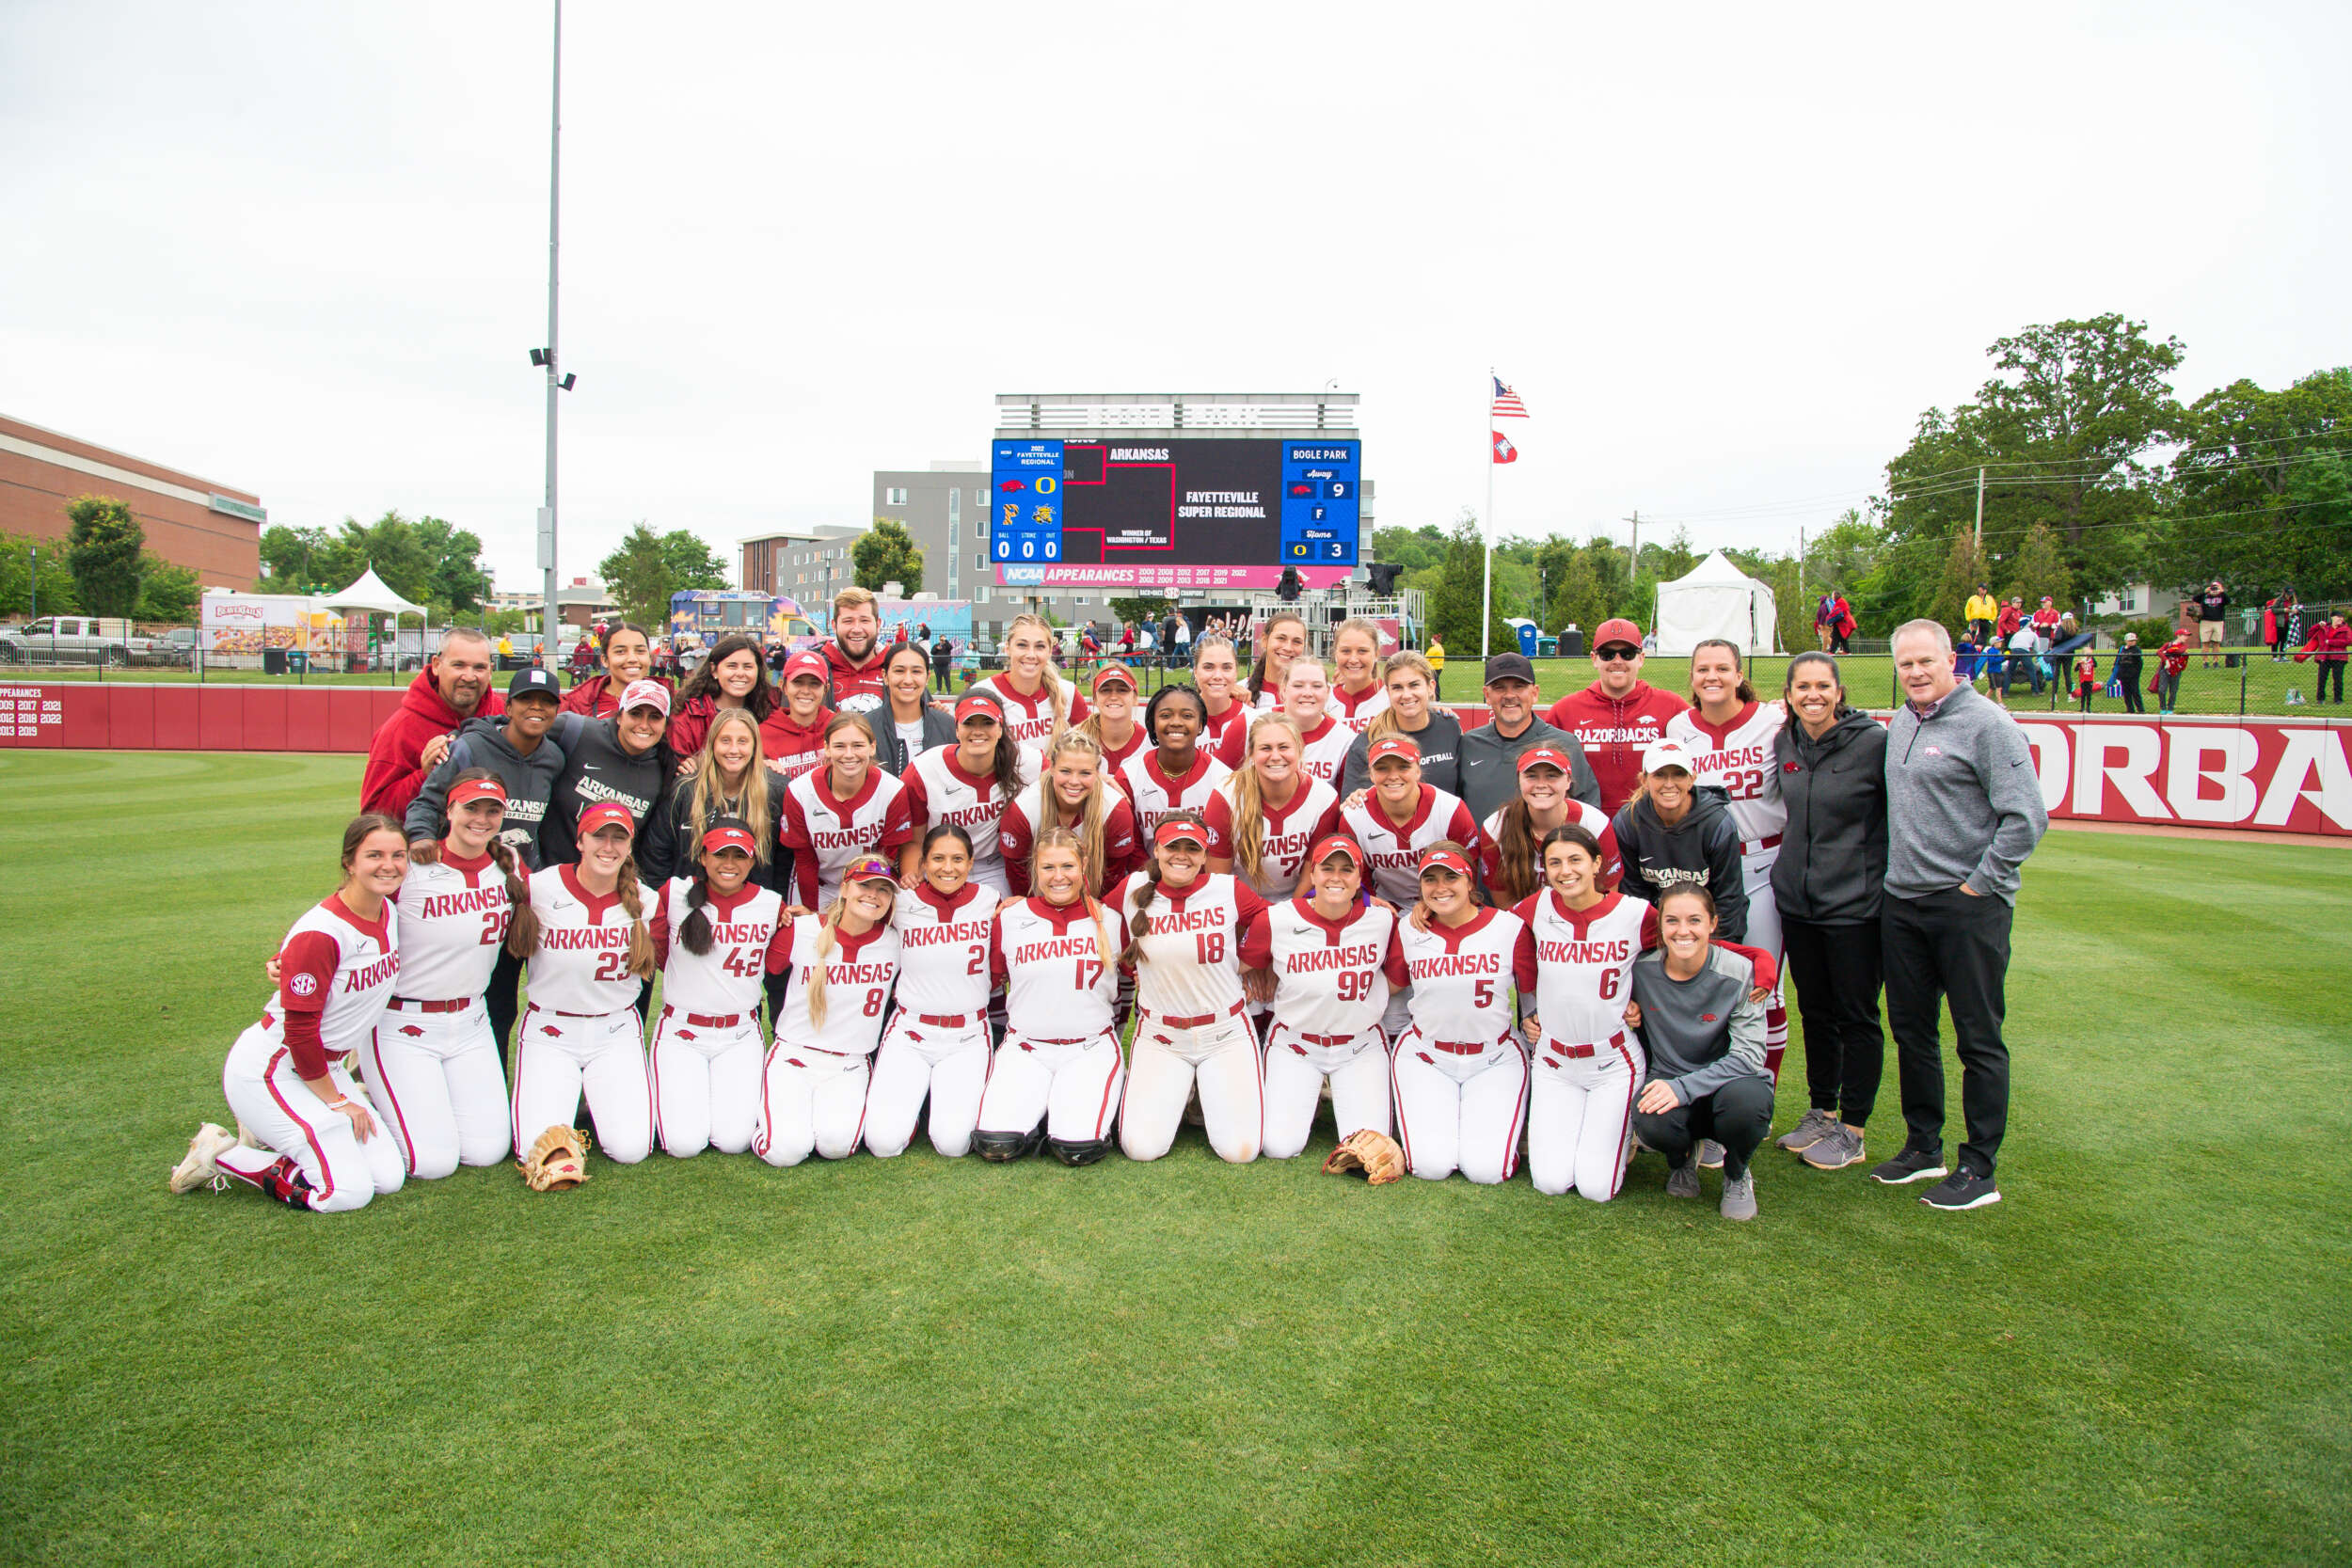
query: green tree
[
  {"left": 64, "top": 496, "right": 146, "bottom": 617},
  {"left": 851, "top": 517, "right": 924, "bottom": 594},
  {"left": 134, "top": 554, "right": 201, "bottom": 621},
  {"left": 2156, "top": 369, "right": 2352, "bottom": 600},
  {"left": 660, "top": 531, "right": 729, "bottom": 594},
  {"left": 1108, "top": 594, "right": 1173, "bottom": 629},
  {"left": 1424, "top": 512, "right": 1517, "bottom": 657},
  {"left": 415, "top": 515, "right": 494, "bottom": 612},
  {"left": 1371, "top": 524, "right": 1447, "bottom": 579},
  {"left": 2002, "top": 521, "right": 2073, "bottom": 612},
  {"left": 312, "top": 512, "right": 433, "bottom": 604},
  {"left": 258, "top": 524, "right": 330, "bottom": 589},
  {"left": 0, "top": 534, "right": 81, "bottom": 617},
  {"left": 598, "top": 524, "right": 682, "bottom": 629},
  {"left": 1930, "top": 530, "right": 1991, "bottom": 634}
]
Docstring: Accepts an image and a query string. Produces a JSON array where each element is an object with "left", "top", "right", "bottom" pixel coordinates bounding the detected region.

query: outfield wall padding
[{"left": 3, "top": 682, "right": 2347, "bottom": 837}]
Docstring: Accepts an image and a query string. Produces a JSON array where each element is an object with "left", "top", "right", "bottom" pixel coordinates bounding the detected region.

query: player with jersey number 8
[
  {"left": 755, "top": 857, "right": 904, "bottom": 1166},
  {"left": 647, "top": 819, "right": 792, "bottom": 1158}
]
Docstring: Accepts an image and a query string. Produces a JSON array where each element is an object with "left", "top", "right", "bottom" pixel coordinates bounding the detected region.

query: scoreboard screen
[{"left": 991, "top": 437, "right": 1360, "bottom": 593}]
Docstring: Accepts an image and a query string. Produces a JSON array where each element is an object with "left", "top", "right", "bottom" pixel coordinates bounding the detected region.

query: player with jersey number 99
[{"left": 755, "top": 857, "right": 904, "bottom": 1166}]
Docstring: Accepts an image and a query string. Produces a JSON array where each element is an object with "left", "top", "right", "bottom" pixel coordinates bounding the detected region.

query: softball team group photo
[{"left": 168, "top": 593, "right": 2046, "bottom": 1222}]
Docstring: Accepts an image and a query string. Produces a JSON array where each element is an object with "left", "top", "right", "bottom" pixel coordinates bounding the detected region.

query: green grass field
[{"left": 2, "top": 752, "right": 2345, "bottom": 1566}]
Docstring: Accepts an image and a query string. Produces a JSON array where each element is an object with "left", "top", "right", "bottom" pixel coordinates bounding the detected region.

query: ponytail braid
[
  {"left": 488, "top": 839, "right": 540, "bottom": 958},
  {"left": 1119, "top": 861, "right": 1165, "bottom": 972},
  {"left": 616, "top": 855, "right": 657, "bottom": 979},
  {"left": 678, "top": 860, "right": 717, "bottom": 957}
]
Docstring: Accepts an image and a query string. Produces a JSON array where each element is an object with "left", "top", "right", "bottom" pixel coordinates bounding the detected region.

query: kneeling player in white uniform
[
  {"left": 1248, "top": 833, "right": 1400, "bottom": 1159},
  {"left": 649, "top": 818, "right": 790, "bottom": 1157},
  {"left": 1386, "top": 843, "right": 1531, "bottom": 1185},
  {"left": 756, "top": 857, "right": 903, "bottom": 1165},
  {"left": 866, "top": 825, "right": 1000, "bottom": 1158},
  {"left": 972, "top": 829, "right": 1126, "bottom": 1164},
  {"left": 171, "top": 815, "right": 410, "bottom": 1212},
  {"left": 1513, "top": 824, "right": 1645, "bottom": 1200},
  {"left": 510, "top": 801, "right": 659, "bottom": 1165},
  {"left": 1114, "top": 814, "right": 1270, "bottom": 1164}
]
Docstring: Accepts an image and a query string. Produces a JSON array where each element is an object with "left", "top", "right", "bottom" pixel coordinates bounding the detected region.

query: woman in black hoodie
[
  {"left": 1766, "top": 651, "right": 1888, "bottom": 1172},
  {"left": 1611, "top": 737, "right": 1746, "bottom": 942}
]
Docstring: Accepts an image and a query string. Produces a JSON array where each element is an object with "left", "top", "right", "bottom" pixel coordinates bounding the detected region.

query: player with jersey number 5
[
  {"left": 647, "top": 819, "right": 791, "bottom": 1158},
  {"left": 1113, "top": 814, "right": 1271, "bottom": 1164},
  {"left": 169, "top": 816, "right": 410, "bottom": 1212},
  {"left": 864, "top": 825, "right": 1001, "bottom": 1160},
  {"left": 755, "top": 857, "right": 904, "bottom": 1166},
  {"left": 1248, "top": 834, "right": 1401, "bottom": 1161},
  {"left": 1513, "top": 825, "right": 1645, "bottom": 1201},
  {"left": 1385, "top": 844, "right": 1531, "bottom": 1185}
]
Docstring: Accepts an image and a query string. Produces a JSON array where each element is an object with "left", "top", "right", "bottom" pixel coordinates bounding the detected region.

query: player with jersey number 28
[
  {"left": 864, "top": 825, "right": 1001, "bottom": 1160},
  {"left": 1513, "top": 825, "right": 1646, "bottom": 1201},
  {"left": 647, "top": 819, "right": 790, "bottom": 1158},
  {"left": 1251, "top": 834, "right": 1401, "bottom": 1161},
  {"left": 169, "top": 816, "right": 411, "bottom": 1211},
  {"left": 1386, "top": 844, "right": 1530, "bottom": 1186},
  {"left": 756, "top": 857, "right": 904, "bottom": 1166}
]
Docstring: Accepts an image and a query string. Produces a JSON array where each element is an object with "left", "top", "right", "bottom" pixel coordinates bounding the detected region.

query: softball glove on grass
[
  {"left": 1322, "top": 1129, "right": 1406, "bottom": 1185},
  {"left": 519, "top": 1125, "right": 591, "bottom": 1192}
]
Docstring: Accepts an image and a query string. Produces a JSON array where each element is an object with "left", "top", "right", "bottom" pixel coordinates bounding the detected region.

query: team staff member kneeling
[
  {"left": 1512, "top": 825, "right": 1645, "bottom": 1201},
  {"left": 510, "top": 801, "right": 659, "bottom": 1165},
  {"left": 648, "top": 818, "right": 790, "bottom": 1158},
  {"left": 1114, "top": 814, "right": 1271, "bottom": 1164},
  {"left": 972, "top": 830, "right": 1126, "bottom": 1164},
  {"left": 1249, "top": 833, "right": 1401, "bottom": 1160},
  {"left": 170, "top": 816, "right": 411, "bottom": 1211},
  {"left": 755, "top": 857, "right": 903, "bottom": 1166},
  {"left": 865, "top": 825, "right": 1000, "bottom": 1159},
  {"left": 1385, "top": 843, "right": 1531, "bottom": 1185},
  {"left": 1626, "top": 884, "right": 1772, "bottom": 1221}
]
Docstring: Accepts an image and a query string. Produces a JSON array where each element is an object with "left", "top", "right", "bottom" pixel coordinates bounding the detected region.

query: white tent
[
  {"left": 1652, "top": 551, "right": 1779, "bottom": 656},
  {"left": 325, "top": 567, "right": 425, "bottom": 618}
]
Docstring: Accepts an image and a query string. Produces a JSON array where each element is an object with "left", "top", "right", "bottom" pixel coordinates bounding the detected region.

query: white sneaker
[{"left": 169, "top": 1123, "right": 238, "bottom": 1194}]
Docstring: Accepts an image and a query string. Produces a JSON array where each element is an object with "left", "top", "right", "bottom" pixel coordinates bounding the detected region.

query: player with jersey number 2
[{"left": 865, "top": 825, "right": 1001, "bottom": 1160}]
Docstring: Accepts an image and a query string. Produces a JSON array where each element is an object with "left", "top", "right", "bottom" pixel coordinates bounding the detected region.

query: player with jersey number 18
[
  {"left": 756, "top": 857, "right": 904, "bottom": 1166},
  {"left": 1386, "top": 844, "right": 1530, "bottom": 1186},
  {"left": 1513, "top": 825, "right": 1646, "bottom": 1201},
  {"left": 647, "top": 819, "right": 791, "bottom": 1158},
  {"left": 1249, "top": 834, "right": 1401, "bottom": 1161},
  {"left": 865, "top": 826, "right": 1001, "bottom": 1160}
]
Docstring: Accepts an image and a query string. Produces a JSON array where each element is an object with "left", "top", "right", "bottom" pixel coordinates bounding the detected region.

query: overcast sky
[{"left": 5, "top": 0, "right": 2344, "bottom": 590}]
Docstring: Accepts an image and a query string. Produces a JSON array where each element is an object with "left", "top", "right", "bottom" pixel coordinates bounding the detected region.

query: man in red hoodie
[
  {"left": 360, "top": 629, "right": 503, "bottom": 816},
  {"left": 820, "top": 585, "right": 891, "bottom": 729},
  {"left": 1542, "top": 617, "right": 1691, "bottom": 810}
]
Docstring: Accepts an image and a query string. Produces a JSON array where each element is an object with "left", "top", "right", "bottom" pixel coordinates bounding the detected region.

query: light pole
[{"left": 531, "top": 0, "right": 577, "bottom": 665}]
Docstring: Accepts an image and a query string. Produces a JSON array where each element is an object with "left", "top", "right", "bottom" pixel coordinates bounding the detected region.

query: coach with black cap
[{"left": 1455, "top": 651, "right": 1599, "bottom": 828}]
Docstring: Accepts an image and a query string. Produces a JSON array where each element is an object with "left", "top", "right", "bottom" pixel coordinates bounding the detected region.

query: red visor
[
  {"left": 448, "top": 776, "right": 508, "bottom": 808},
  {"left": 1090, "top": 663, "right": 1137, "bottom": 692},
  {"left": 1417, "top": 847, "right": 1473, "bottom": 879},
  {"left": 580, "top": 802, "right": 636, "bottom": 838},
  {"left": 1152, "top": 818, "right": 1207, "bottom": 849},
  {"left": 1517, "top": 746, "right": 1570, "bottom": 774},
  {"left": 1308, "top": 833, "right": 1363, "bottom": 869},
  {"left": 701, "top": 824, "right": 757, "bottom": 855},
  {"left": 846, "top": 855, "right": 898, "bottom": 885},
  {"left": 954, "top": 692, "right": 1004, "bottom": 723},
  {"left": 1367, "top": 735, "right": 1421, "bottom": 765}
]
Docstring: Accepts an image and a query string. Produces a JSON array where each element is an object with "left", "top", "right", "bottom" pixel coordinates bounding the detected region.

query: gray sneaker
[
  {"left": 1697, "top": 1139, "right": 1726, "bottom": 1169},
  {"left": 1666, "top": 1161, "right": 1701, "bottom": 1198},
  {"left": 1720, "top": 1169, "right": 1756, "bottom": 1221},
  {"left": 1801, "top": 1123, "right": 1866, "bottom": 1171},
  {"left": 1776, "top": 1108, "right": 1836, "bottom": 1153}
]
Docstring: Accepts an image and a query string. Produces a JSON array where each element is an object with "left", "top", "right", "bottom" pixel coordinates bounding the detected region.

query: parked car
[
  {"left": 145, "top": 627, "right": 199, "bottom": 668},
  {"left": 0, "top": 616, "right": 162, "bottom": 667}
]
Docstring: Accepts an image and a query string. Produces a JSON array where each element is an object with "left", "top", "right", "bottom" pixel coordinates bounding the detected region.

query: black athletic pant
[
  {"left": 485, "top": 945, "right": 523, "bottom": 1069},
  {"left": 1632, "top": 1076, "right": 1773, "bottom": 1180},
  {"left": 2319, "top": 662, "right": 2346, "bottom": 704},
  {"left": 1882, "top": 888, "right": 2012, "bottom": 1178},
  {"left": 2120, "top": 675, "right": 2144, "bottom": 714},
  {"left": 1780, "top": 913, "right": 1884, "bottom": 1126}
]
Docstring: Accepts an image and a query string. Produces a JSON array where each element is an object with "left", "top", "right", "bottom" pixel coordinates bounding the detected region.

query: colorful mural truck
[{"left": 667, "top": 592, "right": 975, "bottom": 652}]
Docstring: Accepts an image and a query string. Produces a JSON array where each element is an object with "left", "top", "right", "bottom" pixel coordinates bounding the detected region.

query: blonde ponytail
[
  {"left": 803, "top": 902, "right": 850, "bottom": 1031},
  {"left": 616, "top": 856, "right": 657, "bottom": 980}
]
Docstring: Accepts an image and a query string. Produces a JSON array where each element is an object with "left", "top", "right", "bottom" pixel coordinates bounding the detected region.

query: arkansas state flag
[{"left": 1492, "top": 429, "right": 1518, "bottom": 464}]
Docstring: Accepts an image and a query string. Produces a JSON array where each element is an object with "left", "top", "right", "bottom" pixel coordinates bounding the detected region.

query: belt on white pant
[
  {"left": 1742, "top": 834, "right": 1783, "bottom": 856},
  {"left": 1541, "top": 1028, "right": 1628, "bottom": 1061}
]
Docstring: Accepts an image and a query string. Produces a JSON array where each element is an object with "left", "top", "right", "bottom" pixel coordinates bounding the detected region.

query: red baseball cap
[
  {"left": 1308, "top": 833, "right": 1362, "bottom": 869},
  {"left": 448, "top": 775, "right": 508, "bottom": 809},
  {"left": 784, "top": 651, "right": 829, "bottom": 685},
  {"left": 1367, "top": 734, "right": 1421, "bottom": 766},
  {"left": 846, "top": 855, "right": 898, "bottom": 886},
  {"left": 1417, "top": 846, "right": 1473, "bottom": 879},
  {"left": 700, "top": 822, "right": 758, "bottom": 855},
  {"left": 579, "top": 801, "right": 636, "bottom": 838},
  {"left": 954, "top": 690, "right": 1005, "bottom": 724},
  {"left": 1152, "top": 817, "right": 1207, "bottom": 849},
  {"left": 1089, "top": 663, "right": 1137, "bottom": 693},
  {"left": 618, "top": 678, "right": 671, "bottom": 717},
  {"left": 1517, "top": 745, "right": 1571, "bottom": 774},
  {"left": 1592, "top": 618, "right": 1643, "bottom": 653}
]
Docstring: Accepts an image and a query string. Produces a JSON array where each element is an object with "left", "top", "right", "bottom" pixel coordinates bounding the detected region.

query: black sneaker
[
  {"left": 1867, "top": 1147, "right": 1947, "bottom": 1185},
  {"left": 1920, "top": 1169, "right": 2001, "bottom": 1211}
]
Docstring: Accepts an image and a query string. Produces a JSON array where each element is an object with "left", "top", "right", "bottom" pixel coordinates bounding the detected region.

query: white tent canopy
[
  {"left": 324, "top": 567, "right": 426, "bottom": 618},
  {"left": 1652, "top": 551, "right": 1779, "bottom": 657}
]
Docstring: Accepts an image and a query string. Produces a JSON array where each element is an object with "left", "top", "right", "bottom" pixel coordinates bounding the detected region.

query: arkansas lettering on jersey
[
  {"left": 1339, "top": 784, "right": 1482, "bottom": 906},
  {"left": 968, "top": 675, "right": 1089, "bottom": 748},
  {"left": 1119, "top": 749, "right": 1232, "bottom": 837},
  {"left": 390, "top": 851, "right": 509, "bottom": 1003},
  {"left": 1666, "top": 700, "right": 1789, "bottom": 843},
  {"left": 772, "top": 916, "right": 902, "bottom": 1057},
  {"left": 891, "top": 881, "right": 1000, "bottom": 1016},
  {"left": 1512, "top": 889, "right": 1644, "bottom": 1048},
  {"left": 1201, "top": 774, "right": 1343, "bottom": 900},
  {"left": 271, "top": 894, "right": 402, "bottom": 1076},
  {"left": 780, "top": 767, "right": 916, "bottom": 907},
  {"left": 996, "top": 781, "right": 1140, "bottom": 896},
  {"left": 1108, "top": 871, "right": 1265, "bottom": 1022},
  {"left": 900, "top": 746, "right": 1039, "bottom": 893},
  {"left": 1383, "top": 906, "right": 1525, "bottom": 1045},
  {"left": 522, "top": 864, "right": 644, "bottom": 1016},
  {"left": 1245, "top": 896, "right": 1397, "bottom": 1041},
  {"left": 758, "top": 709, "right": 833, "bottom": 781},
  {"left": 1294, "top": 716, "right": 1357, "bottom": 785},
  {"left": 652, "top": 879, "right": 789, "bottom": 1016},
  {"left": 991, "top": 895, "right": 1120, "bottom": 1039},
  {"left": 1477, "top": 800, "right": 1623, "bottom": 896}
]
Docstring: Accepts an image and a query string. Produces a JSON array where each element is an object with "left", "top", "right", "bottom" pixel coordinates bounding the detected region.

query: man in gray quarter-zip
[{"left": 1874, "top": 619, "right": 2047, "bottom": 1213}]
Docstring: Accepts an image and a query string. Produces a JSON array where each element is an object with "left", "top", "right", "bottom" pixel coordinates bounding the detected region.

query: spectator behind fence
[
  {"left": 361, "top": 628, "right": 504, "bottom": 818},
  {"left": 2297, "top": 610, "right": 2350, "bottom": 705},
  {"left": 2197, "top": 580, "right": 2230, "bottom": 667},
  {"left": 1875, "top": 620, "right": 2047, "bottom": 1213},
  {"left": 2156, "top": 626, "right": 2191, "bottom": 715},
  {"left": 2113, "top": 632, "right": 2144, "bottom": 714},
  {"left": 2073, "top": 650, "right": 2099, "bottom": 713}
]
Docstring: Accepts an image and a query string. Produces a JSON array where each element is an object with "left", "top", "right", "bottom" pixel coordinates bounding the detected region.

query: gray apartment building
[
  {"left": 739, "top": 524, "right": 866, "bottom": 608},
  {"left": 872, "top": 462, "right": 1117, "bottom": 637}
]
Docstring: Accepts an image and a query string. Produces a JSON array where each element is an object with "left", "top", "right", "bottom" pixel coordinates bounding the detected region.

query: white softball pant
[
  {"left": 217, "top": 1027, "right": 405, "bottom": 1212},
  {"left": 359, "top": 998, "right": 511, "bottom": 1179},
  {"left": 1742, "top": 843, "right": 1789, "bottom": 1076},
  {"left": 1120, "top": 1009, "right": 1263, "bottom": 1164},
  {"left": 649, "top": 1006, "right": 764, "bottom": 1158},
  {"left": 975, "top": 1030, "right": 1124, "bottom": 1145},
  {"left": 511, "top": 1005, "right": 652, "bottom": 1164},
  {"left": 865, "top": 1010, "right": 992, "bottom": 1158},
  {"left": 1526, "top": 1030, "right": 1645, "bottom": 1201},
  {"left": 1390, "top": 1028, "right": 1529, "bottom": 1185},
  {"left": 1261, "top": 1021, "right": 1391, "bottom": 1159},
  {"left": 755, "top": 1042, "right": 872, "bottom": 1166}
]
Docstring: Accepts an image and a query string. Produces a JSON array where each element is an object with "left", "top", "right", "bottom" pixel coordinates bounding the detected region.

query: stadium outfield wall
[{"left": 4, "top": 682, "right": 2348, "bottom": 838}]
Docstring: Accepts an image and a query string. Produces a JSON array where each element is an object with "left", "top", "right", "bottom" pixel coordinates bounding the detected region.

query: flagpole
[{"left": 1481, "top": 366, "right": 1495, "bottom": 662}]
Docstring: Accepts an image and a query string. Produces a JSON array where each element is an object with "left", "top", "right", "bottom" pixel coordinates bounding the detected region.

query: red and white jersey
[
  {"left": 522, "top": 864, "right": 646, "bottom": 1016},
  {"left": 1119, "top": 749, "right": 1232, "bottom": 838},
  {"left": 1201, "top": 699, "right": 1253, "bottom": 768},
  {"left": 1108, "top": 871, "right": 1265, "bottom": 1022},
  {"left": 899, "top": 746, "right": 1039, "bottom": 895},
  {"left": 268, "top": 894, "right": 403, "bottom": 1076},
  {"left": 1382, "top": 906, "right": 1525, "bottom": 1047},
  {"left": 757, "top": 708, "right": 833, "bottom": 781},
  {"left": 780, "top": 766, "right": 916, "bottom": 907},
  {"left": 891, "top": 881, "right": 1000, "bottom": 1018},
  {"left": 1339, "top": 784, "right": 1482, "bottom": 906},
  {"left": 1088, "top": 722, "right": 1148, "bottom": 781},
  {"left": 1511, "top": 890, "right": 1643, "bottom": 1048},
  {"left": 1330, "top": 682, "right": 1391, "bottom": 734},
  {"left": 651, "top": 879, "right": 790, "bottom": 1016},
  {"left": 1243, "top": 896, "right": 1397, "bottom": 1041},
  {"left": 1202, "top": 774, "right": 1342, "bottom": 901},
  {"left": 389, "top": 850, "right": 509, "bottom": 1003},
  {"left": 1666, "top": 700, "right": 1789, "bottom": 845},
  {"left": 997, "top": 781, "right": 1141, "bottom": 896},
  {"left": 1294, "top": 715, "right": 1356, "bottom": 785},
  {"left": 990, "top": 895, "right": 1120, "bottom": 1039},
  {"left": 1476, "top": 800, "right": 1623, "bottom": 898},
  {"left": 771, "top": 915, "right": 901, "bottom": 1056},
  {"left": 967, "top": 674, "right": 1089, "bottom": 749}
]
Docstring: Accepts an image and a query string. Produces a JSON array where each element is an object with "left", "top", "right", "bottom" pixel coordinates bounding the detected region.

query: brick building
[{"left": 0, "top": 414, "right": 262, "bottom": 588}]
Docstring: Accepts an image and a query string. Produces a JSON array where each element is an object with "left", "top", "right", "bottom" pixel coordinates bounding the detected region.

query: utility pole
[
  {"left": 1973, "top": 467, "right": 1986, "bottom": 549},
  {"left": 536, "top": 0, "right": 564, "bottom": 661},
  {"left": 1796, "top": 526, "right": 1805, "bottom": 618}
]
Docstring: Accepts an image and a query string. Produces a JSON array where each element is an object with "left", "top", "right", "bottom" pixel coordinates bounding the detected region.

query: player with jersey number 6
[
  {"left": 1248, "top": 834, "right": 1401, "bottom": 1160},
  {"left": 972, "top": 829, "right": 1127, "bottom": 1164},
  {"left": 170, "top": 816, "right": 410, "bottom": 1211},
  {"left": 1385, "top": 844, "right": 1531, "bottom": 1185},
  {"left": 1113, "top": 814, "right": 1271, "bottom": 1164},
  {"left": 1513, "top": 825, "right": 1646, "bottom": 1201},
  {"left": 864, "top": 825, "right": 1000, "bottom": 1159},
  {"left": 647, "top": 819, "right": 790, "bottom": 1158},
  {"left": 755, "top": 857, "right": 903, "bottom": 1165}
]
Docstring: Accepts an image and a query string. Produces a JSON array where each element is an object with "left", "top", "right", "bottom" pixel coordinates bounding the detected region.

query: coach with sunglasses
[{"left": 1544, "top": 618, "right": 1691, "bottom": 811}]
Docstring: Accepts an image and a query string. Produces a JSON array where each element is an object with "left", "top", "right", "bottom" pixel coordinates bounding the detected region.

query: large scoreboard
[{"left": 991, "top": 436, "right": 1361, "bottom": 593}]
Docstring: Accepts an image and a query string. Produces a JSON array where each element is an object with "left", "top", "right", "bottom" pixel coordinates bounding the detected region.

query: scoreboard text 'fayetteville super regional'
[{"left": 991, "top": 436, "right": 1360, "bottom": 594}]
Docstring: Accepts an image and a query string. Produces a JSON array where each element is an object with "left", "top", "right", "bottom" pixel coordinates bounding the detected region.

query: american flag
[{"left": 1491, "top": 376, "right": 1529, "bottom": 419}]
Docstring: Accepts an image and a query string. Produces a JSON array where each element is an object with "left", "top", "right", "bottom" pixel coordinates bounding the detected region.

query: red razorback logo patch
[{"left": 1701, "top": 1013, "right": 1718, "bottom": 1022}]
